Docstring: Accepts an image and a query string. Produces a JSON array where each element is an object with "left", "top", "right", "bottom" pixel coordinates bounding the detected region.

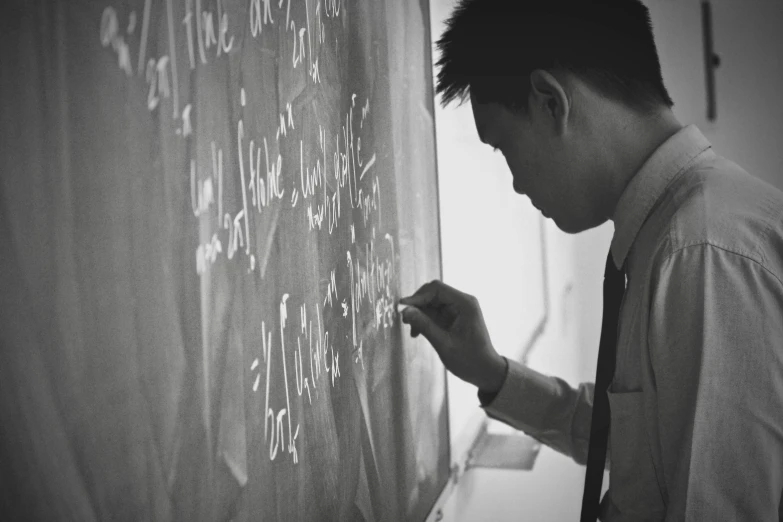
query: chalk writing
[
  {"left": 347, "top": 232, "right": 396, "bottom": 349},
  {"left": 195, "top": 234, "right": 222, "bottom": 275},
  {"left": 100, "top": 7, "right": 133, "bottom": 76},
  {"left": 323, "top": 269, "right": 338, "bottom": 308},
  {"left": 164, "top": 0, "right": 180, "bottom": 118},
  {"left": 180, "top": 104, "right": 193, "bottom": 137},
  {"left": 137, "top": 0, "right": 152, "bottom": 73},
  {"left": 182, "top": 0, "right": 236, "bottom": 67},
  {"left": 250, "top": 0, "right": 275, "bottom": 37},
  {"left": 98, "top": 0, "right": 404, "bottom": 477},
  {"left": 246, "top": 137, "right": 285, "bottom": 214},
  {"left": 144, "top": 56, "right": 170, "bottom": 112},
  {"left": 256, "top": 291, "right": 349, "bottom": 465},
  {"left": 236, "top": 119, "right": 251, "bottom": 256},
  {"left": 324, "top": 0, "right": 341, "bottom": 18}
]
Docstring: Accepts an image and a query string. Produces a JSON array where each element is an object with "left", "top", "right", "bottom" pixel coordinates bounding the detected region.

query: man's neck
[{"left": 600, "top": 108, "right": 684, "bottom": 222}]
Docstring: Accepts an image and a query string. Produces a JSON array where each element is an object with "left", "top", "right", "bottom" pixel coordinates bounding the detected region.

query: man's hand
[{"left": 399, "top": 280, "right": 507, "bottom": 394}]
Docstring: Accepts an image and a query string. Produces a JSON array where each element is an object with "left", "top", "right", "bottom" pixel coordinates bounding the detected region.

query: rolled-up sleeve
[
  {"left": 482, "top": 359, "right": 596, "bottom": 465},
  {"left": 649, "top": 243, "right": 783, "bottom": 521}
]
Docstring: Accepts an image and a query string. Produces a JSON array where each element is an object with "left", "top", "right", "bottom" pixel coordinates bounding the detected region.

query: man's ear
[{"left": 529, "top": 69, "right": 570, "bottom": 133}]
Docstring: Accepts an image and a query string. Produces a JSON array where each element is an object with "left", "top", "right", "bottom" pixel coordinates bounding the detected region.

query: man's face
[{"left": 471, "top": 96, "right": 594, "bottom": 234}]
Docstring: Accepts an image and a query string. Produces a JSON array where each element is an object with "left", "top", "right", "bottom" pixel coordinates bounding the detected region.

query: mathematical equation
[{"left": 99, "top": 0, "right": 397, "bottom": 468}]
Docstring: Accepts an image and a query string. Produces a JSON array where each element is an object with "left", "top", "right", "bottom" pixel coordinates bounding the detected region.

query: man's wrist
[
  {"left": 476, "top": 355, "right": 508, "bottom": 407},
  {"left": 478, "top": 355, "right": 509, "bottom": 395}
]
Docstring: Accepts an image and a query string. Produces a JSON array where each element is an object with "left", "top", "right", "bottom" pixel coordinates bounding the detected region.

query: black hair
[{"left": 436, "top": 0, "right": 674, "bottom": 114}]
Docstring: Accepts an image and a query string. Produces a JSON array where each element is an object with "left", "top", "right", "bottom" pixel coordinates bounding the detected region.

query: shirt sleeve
[
  {"left": 481, "top": 358, "right": 596, "bottom": 466},
  {"left": 649, "top": 244, "right": 783, "bottom": 521}
]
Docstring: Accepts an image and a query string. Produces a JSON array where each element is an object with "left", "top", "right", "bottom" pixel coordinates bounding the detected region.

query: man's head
[{"left": 436, "top": 0, "right": 678, "bottom": 233}]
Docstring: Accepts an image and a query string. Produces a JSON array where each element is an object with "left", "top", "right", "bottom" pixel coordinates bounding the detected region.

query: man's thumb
[{"left": 402, "top": 306, "right": 447, "bottom": 350}]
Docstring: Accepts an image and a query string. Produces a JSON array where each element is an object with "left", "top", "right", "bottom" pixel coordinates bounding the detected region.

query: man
[{"left": 400, "top": 0, "right": 783, "bottom": 520}]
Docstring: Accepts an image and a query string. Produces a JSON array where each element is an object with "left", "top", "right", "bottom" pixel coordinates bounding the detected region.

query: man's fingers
[
  {"left": 401, "top": 306, "right": 447, "bottom": 350},
  {"left": 400, "top": 280, "right": 462, "bottom": 308},
  {"left": 399, "top": 283, "right": 436, "bottom": 307}
]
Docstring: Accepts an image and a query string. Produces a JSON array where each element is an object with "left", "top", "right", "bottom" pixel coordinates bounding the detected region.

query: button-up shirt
[{"left": 483, "top": 125, "right": 783, "bottom": 521}]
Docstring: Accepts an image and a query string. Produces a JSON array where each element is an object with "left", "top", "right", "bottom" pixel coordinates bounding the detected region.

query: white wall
[
  {"left": 428, "top": 0, "right": 783, "bottom": 520},
  {"left": 706, "top": 0, "right": 783, "bottom": 190},
  {"left": 648, "top": 0, "right": 783, "bottom": 189}
]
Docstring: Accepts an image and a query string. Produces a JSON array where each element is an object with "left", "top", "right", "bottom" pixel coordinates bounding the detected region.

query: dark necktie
[{"left": 580, "top": 250, "right": 626, "bottom": 522}]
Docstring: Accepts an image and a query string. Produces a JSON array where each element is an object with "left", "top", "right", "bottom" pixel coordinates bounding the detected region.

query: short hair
[{"left": 435, "top": 0, "right": 675, "bottom": 115}]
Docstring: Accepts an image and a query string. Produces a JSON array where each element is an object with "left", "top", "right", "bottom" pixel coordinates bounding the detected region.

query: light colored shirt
[{"left": 483, "top": 125, "right": 783, "bottom": 521}]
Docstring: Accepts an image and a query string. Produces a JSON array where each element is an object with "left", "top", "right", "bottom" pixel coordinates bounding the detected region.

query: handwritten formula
[{"left": 99, "top": 0, "right": 397, "bottom": 475}]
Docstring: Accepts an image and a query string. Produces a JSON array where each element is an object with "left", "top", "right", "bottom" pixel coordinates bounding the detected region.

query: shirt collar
[{"left": 610, "top": 124, "right": 712, "bottom": 270}]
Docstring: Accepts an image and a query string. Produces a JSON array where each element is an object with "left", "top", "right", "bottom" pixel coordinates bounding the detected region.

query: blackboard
[{"left": 0, "top": 0, "right": 448, "bottom": 520}]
